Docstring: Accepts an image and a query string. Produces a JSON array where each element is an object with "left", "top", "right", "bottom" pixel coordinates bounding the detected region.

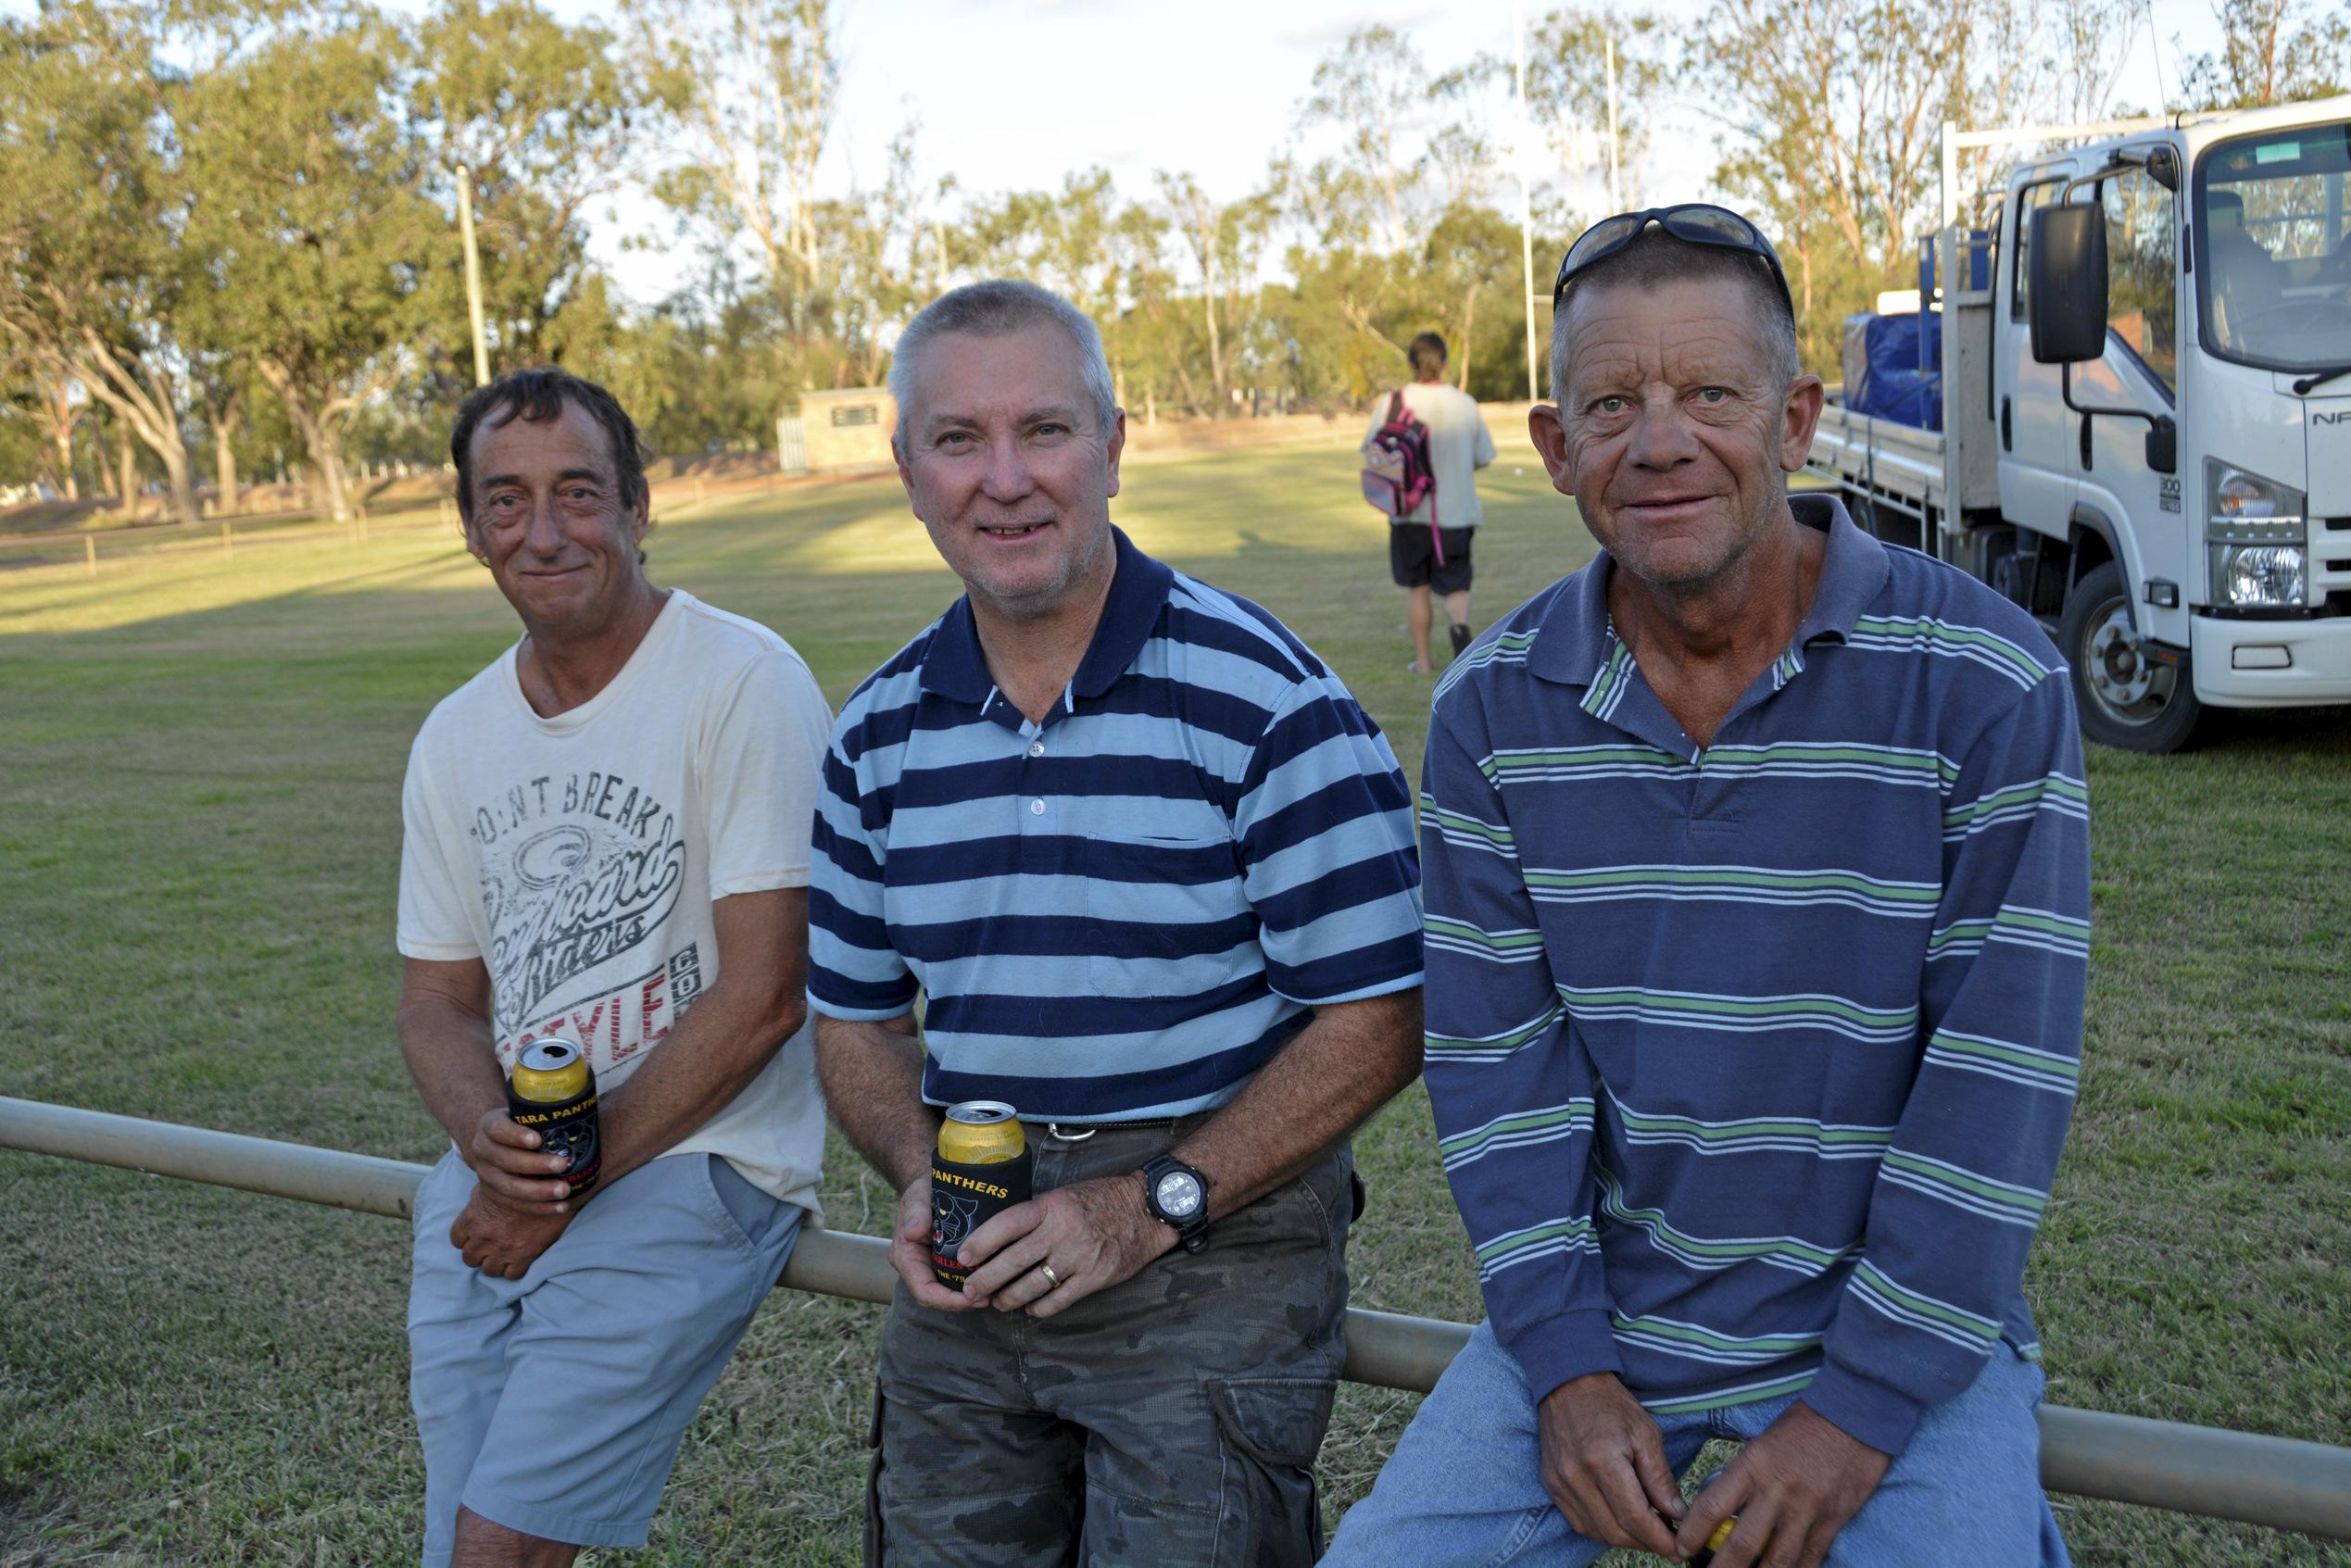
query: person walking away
[{"left": 1365, "top": 332, "right": 1497, "bottom": 671}]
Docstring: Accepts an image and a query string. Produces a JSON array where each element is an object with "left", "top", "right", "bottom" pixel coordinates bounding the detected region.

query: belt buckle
[{"left": 1045, "top": 1122, "right": 1097, "bottom": 1143}]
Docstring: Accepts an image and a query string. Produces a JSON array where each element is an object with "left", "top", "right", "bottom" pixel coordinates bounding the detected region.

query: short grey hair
[
  {"left": 1550, "top": 228, "right": 1803, "bottom": 410},
  {"left": 889, "top": 280, "right": 1118, "bottom": 451}
]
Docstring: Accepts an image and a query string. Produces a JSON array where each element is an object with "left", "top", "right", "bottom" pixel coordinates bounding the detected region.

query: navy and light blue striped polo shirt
[
  {"left": 1422, "top": 495, "right": 2089, "bottom": 1458},
  {"left": 808, "top": 527, "right": 1424, "bottom": 1122}
]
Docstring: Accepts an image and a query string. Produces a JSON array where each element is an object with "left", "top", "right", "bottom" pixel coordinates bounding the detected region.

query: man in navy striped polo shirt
[
  {"left": 807, "top": 280, "right": 1426, "bottom": 1564},
  {"left": 1327, "top": 211, "right": 2088, "bottom": 1567}
]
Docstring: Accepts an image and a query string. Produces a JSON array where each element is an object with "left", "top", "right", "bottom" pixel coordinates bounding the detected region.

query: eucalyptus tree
[
  {"left": 2178, "top": 0, "right": 2349, "bottom": 109},
  {"left": 627, "top": 0, "right": 839, "bottom": 390},
  {"left": 0, "top": 1, "right": 206, "bottom": 524},
  {"left": 406, "top": 0, "right": 645, "bottom": 384},
  {"left": 178, "top": 12, "right": 436, "bottom": 522}
]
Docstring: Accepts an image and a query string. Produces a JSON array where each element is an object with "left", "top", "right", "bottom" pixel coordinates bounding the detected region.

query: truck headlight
[
  {"left": 2211, "top": 545, "right": 2307, "bottom": 608},
  {"left": 2206, "top": 460, "right": 2307, "bottom": 608}
]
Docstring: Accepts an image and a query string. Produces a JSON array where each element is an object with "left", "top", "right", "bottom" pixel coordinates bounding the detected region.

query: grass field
[{"left": 3, "top": 439, "right": 2346, "bottom": 1566}]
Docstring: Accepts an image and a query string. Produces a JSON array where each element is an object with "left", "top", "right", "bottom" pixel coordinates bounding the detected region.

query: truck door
[
  {"left": 1999, "top": 175, "right": 2076, "bottom": 536},
  {"left": 2072, "top": 155, "right": 2184, "bottom": 645}
]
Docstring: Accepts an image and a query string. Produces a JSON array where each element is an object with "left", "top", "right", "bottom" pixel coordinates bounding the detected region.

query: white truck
[{"left": 1805, "top": 96, "right": 2351, "bottom": 751}]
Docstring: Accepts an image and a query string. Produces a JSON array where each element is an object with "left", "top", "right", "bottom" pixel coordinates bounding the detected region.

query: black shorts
[{"left": 1389, "top": 522, "right": 1475, "bottom": 594}]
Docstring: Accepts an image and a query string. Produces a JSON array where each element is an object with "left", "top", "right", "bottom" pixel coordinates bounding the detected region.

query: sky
[{"left": 571, "top": 0, "right": 2231, "bottom": 305}]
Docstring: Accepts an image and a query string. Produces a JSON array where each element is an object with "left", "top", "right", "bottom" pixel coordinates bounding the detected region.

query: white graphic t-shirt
[{"left": 397, "top": 589, "right": 831, "bottom": 1213}]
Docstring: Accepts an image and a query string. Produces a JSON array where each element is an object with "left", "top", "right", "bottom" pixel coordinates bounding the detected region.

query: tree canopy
[{"left": 4, "top": 0, "right": 2345, "bottom": 504}]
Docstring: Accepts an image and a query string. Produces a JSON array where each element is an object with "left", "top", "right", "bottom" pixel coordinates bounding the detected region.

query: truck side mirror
[
  {"left": 2146, "top": 415, "right": 2177, "bottom": 475},
  {"left": 2030, "top": 203, "right": 2108, "bottom": 364}
]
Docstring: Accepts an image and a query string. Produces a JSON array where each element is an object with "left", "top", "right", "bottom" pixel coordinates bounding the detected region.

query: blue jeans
[{"left": 1325, "top": 1321, "right": 2068, "bottom": 1567}]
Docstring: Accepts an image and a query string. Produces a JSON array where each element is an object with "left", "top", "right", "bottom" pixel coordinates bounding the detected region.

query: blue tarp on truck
[{"left": 1841, "top": 310, "right": 1942, "bottom": 431}]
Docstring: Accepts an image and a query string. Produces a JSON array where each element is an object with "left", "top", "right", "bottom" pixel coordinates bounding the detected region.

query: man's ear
[
  {"left": 1528, "top": 404, "right": 1576, "bottom": 498},
  {"left": 1779, "top": 375, "right": 1827, "bottom": 474}
]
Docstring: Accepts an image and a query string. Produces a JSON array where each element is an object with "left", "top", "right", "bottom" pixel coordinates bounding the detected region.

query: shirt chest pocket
[{"left": 1081, "top": 830, "right": 1255, "bottom": 997}]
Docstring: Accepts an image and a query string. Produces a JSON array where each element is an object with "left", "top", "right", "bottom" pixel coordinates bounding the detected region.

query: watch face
[{"left": 1154, "top": 1170, "right": 1204, "bottom": 1221}]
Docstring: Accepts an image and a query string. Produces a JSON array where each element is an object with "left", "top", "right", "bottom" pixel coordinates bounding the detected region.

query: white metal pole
[
  {"left": 10, "top": 1090, "right": 2351, "bottom": 1537},
  {"left": 1516, "top": 2, "right": 1540, "bottom": 402},
  {"left": 1604, "top": 35, "right": 1623, "bottom": 211},
  {"left": 458, "top": 165, "right": 491, "bottom": 388}
]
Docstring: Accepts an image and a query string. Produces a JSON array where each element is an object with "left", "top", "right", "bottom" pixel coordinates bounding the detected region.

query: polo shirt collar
[
  {"left": 1525, "top": 491, "right": 1888, "bottom": 688},
  {"left": 918, "top": 526, "right": 1174, "bottom": 705}
]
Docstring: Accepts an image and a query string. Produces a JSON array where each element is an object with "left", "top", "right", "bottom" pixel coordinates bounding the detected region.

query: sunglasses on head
[{"left": 1552, "top": 204, "right": 1796, "bottom": 320}]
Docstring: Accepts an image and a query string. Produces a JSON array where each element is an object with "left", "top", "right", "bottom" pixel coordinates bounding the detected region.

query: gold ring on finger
[{"left": 1036, "top": 1262, "right": 1062, "bottom": 1290}]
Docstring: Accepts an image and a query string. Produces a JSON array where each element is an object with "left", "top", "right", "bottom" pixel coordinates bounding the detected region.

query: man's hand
[
  {"left": 1537, "top": 1372, "right": 1686, "bottom": 1558},
  {"left": 889, "top": 1174, "right": 978, "bottom": 1312},
  {"left": 1675, "top": 1400, "right": 1891, "bottom": 1568},
  {"left": 952, "top": 1174, "right": 1176, "bottom": 1319},
  {"left": 449, "top": 1185, "right": 573, "bottom": 1279},
  {"left": 464, "top": 1108, "right": 575, "bottom": 1213}
]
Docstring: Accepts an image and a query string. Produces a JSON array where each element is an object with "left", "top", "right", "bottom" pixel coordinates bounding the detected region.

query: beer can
[
  {"left": 506, "top": 1038, "right": 601, "bottom": 1198},
  {"left": 1688, "top": 1517, "right": 1739, "bottom": 1567},
  {"left": 930, "top": 1100, "right": 1031, "bottom": 1291}
]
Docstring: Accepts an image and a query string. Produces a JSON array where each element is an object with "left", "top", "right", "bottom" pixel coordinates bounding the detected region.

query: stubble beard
[{"left": 967, "top": 513, "right": 1113, "bottom": 623}]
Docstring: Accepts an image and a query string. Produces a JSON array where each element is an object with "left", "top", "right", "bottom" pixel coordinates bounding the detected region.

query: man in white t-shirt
[
  {"left": 395, "top": 368, "right": 831, "bottom": 1568},
  {"left": 1364, "top": 332, "right": 1499, "bottom": 671}
]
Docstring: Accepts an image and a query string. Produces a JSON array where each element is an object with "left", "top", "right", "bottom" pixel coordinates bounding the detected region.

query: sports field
[{"left": 2, "top": 441, "right": 2346, "bottom": 1566}]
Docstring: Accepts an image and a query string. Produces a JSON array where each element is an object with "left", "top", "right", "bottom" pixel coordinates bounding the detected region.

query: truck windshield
[{"left": 2197, "top": 123, "right": 2351, "bottom": 371}]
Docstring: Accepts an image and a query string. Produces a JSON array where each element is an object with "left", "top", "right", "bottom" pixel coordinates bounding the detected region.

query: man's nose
[
  {"left": 980, "top": 435, "right": 1034, "bottom": 503},
  {"left": 1626, "top": 397, "right": 1699, "bottom": 470},
  {"left": 522, "top": 490, "right": 566, "bottom": 554}
]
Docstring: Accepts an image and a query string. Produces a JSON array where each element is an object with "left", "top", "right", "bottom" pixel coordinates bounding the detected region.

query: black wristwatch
[{"left": 1140, "top": 1155, "right": 1212, "bottom": 1253}]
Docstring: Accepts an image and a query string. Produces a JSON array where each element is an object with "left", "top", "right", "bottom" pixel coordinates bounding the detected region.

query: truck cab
[{"left": 1808, "top": 97, "right": 2351, "bottom": 751}]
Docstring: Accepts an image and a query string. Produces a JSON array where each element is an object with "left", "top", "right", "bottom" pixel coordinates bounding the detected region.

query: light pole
[
  {"left": 458, "top": 165, "right": 490, "bottom": 387},
  {"left": 1515, "top": 3, "right": 1540, "bottom": 402}
]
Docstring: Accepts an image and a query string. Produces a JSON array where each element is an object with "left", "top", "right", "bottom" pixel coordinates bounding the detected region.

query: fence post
[{"left": 84, "top": 535, "right": 96, "bottom": 577}]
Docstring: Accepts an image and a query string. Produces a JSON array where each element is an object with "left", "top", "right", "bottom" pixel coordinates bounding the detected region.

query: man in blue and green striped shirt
[{"left": 1328, "top": 212, "right": 2088, "bottom": 1567}]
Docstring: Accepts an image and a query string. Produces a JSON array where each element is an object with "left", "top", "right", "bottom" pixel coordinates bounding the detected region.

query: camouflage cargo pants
[{"left": 864, "top": 1116, "right": 1354, "bottom": 1567}]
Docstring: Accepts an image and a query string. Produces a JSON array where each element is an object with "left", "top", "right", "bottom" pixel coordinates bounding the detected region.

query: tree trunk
[
  {"left": 117, "top": 433, "right": 141, "bottom": 521},
  {"left": 52, "top": 425, "right": 79, "bottom": 502},
  {"left": 211, "top": 408, "right": 242, "bottom": 517},
  {"left": 91, "top": 417, "right": 119, "bottom": 501},
  {"left": 258, "top": 361, "right": 356, "bottom": 522},
  {"left": 37, "top": 372, "right": 80, "bottom": 502},
  {"left": 160, "top": 444, "right": 196, "bottom": 531},
  {"left": 74, "top": 334, "right": 201, "bottom": 527}
]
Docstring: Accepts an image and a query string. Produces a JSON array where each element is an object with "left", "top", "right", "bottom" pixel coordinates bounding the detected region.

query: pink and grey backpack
[{"left": 1361, "top": 390, "right": 1444, "bottom": 559}]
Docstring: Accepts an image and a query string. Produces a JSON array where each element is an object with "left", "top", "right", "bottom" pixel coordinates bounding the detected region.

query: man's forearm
[
  {"left": 592, "top": 980, "right": 805, "bottom": 1188},
  {"left": 813, "top": 1012, "right": 937, "bottom": 1192},
  {"left": 396, "top": 990, "right": 507, "bottom": 1159},
  {"left": 1171, "top": 987, "right": 1423, "bottom": 1220}
]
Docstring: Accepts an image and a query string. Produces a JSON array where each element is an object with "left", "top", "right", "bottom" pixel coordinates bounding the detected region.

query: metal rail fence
[{"left": 5, "top": 1095, "right": 2347, "bottom": 1544}]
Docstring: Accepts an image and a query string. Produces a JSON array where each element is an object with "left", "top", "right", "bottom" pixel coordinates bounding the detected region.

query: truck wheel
[{"left": 2058, "top": 561, "right": 2203, "bottom": 752}]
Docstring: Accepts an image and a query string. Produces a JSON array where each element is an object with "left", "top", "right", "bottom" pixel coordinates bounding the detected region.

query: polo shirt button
[
  {"left": 1029, "top": 798, "right": 1046, "bottom": 815},
  {"left": 1028, "top": 741, "right": 1045, "bottom": 758}
]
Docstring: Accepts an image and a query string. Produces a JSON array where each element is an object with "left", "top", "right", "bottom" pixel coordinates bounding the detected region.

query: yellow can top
[
  {"left": 510, "top": 1039, "right": 590, "bottom": 1104},
  {"left": 938, "top": 1100, "right": 1025, "bottom": 1164}
]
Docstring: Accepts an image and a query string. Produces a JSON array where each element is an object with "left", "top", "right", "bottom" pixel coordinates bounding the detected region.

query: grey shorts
[
  {"left": 863, "top": 1117, "right": 1354, "bottom": 1568},
  {"left": 407, "top": 1148, "right": 802, "bottom": 1565}
]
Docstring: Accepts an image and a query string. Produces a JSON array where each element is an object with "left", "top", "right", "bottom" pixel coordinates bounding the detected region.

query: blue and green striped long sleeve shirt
[{"left": 1421, "top": 496, "right": 2089, "bottom": 1457}]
